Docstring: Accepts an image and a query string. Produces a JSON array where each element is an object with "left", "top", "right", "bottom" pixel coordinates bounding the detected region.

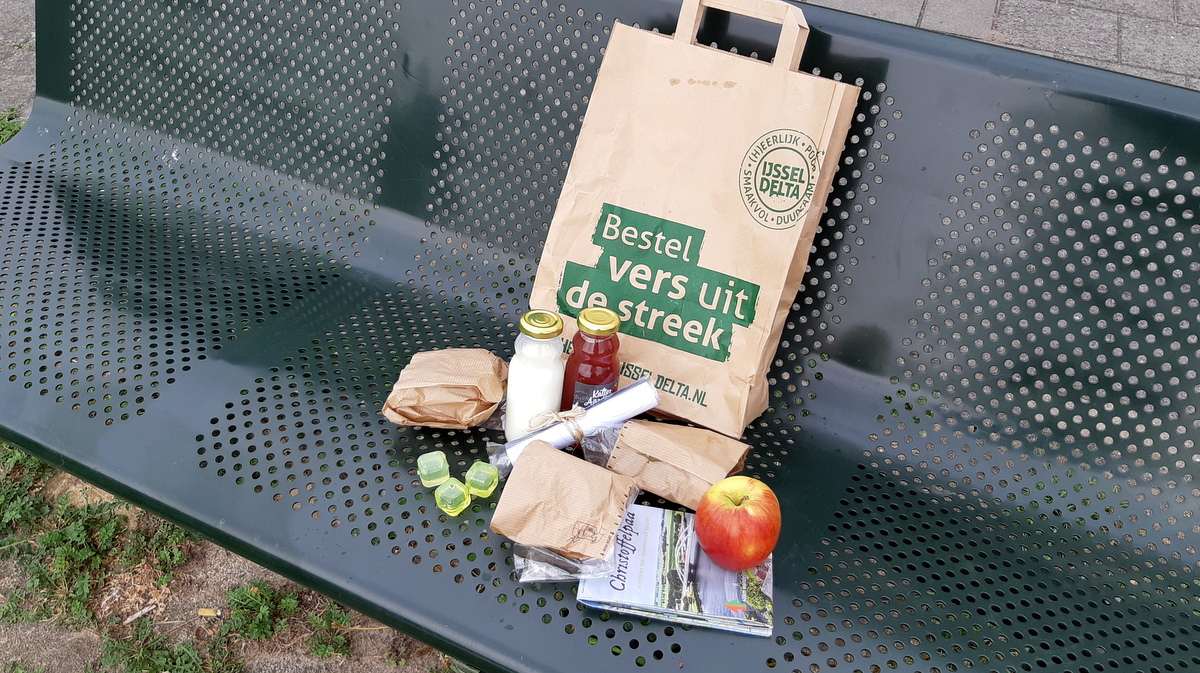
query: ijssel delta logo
[{"left": 739, "top": 128, "right": 821, "bottom": 230}]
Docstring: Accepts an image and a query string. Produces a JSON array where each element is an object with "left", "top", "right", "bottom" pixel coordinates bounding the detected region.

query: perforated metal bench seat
[{"left": 3, "top": 0, "right": 1200, "bottom": 671}]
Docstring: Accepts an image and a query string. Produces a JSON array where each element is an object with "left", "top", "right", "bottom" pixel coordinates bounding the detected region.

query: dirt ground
[
  {"left": 0, "top": 476, "right": 449, "bottom": 673},
  {"left": 151, "top": 543, "right": 446, "bottom": 673},
  {"left": 0, "top": 618, "right": 104, "bottom": 673}
]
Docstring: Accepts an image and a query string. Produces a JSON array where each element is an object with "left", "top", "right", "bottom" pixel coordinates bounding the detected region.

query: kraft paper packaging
[
  {"left": 606, "top": 419, "right": 750, "bottom": 509},
  {"left": 529, "top": 0, "right": 859, "bottom": 436},
  {"left": 490, "top": 441, "right": 638, "bottom": 560},
  {"left": 381, "top": 349, "right": 507, "bottom": 429}
]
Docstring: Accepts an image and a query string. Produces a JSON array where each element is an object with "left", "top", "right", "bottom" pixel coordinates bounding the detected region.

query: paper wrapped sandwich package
[
  {"left": 381, "top": 349, "right": 507, "bottom": 429},
  {"left": 606, "top": 420, "right": 750, "bottom": 509},
  {"left": 490, "top": 441, "right": 638, "bottom": 560}
]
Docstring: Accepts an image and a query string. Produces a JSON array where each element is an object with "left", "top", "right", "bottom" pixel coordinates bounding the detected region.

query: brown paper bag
[
  {"left": 606, "top": 420, "right": 750, "bottom": 509},
  {"left": 530, "top": 0, "right": 859, "bottom": 436},
  {"left": 381, "top": 349, "right": 507, "bottom": 429},
  {"left": 490, "top": 441, "right": 637, "bottom": 560}
]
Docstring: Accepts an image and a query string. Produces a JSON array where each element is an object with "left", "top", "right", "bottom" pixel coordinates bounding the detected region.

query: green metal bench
[{"left": 3, "top": 0, "right": 1200, "bottom": 671}]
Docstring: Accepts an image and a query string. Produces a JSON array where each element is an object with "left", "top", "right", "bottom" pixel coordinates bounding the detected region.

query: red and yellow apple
[{"left": 695, "top": 476, "right": 781, "bottom": 571}]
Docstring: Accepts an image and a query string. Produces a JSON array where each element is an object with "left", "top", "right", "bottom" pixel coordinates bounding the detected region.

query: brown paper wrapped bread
[
  {"left": 606, "top": 420, "right": 750, "bottom": 509},
  {"left": 381, "top": 349, "right": 507, "bottom": 429}
]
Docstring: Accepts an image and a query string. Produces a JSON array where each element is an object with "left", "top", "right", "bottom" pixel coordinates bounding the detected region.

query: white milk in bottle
[{"left": 504, "top": 310, "right": 566, "bottom": 441}]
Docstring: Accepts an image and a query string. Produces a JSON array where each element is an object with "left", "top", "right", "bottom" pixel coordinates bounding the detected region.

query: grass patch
[
  {"left": 101, "top": 618, "right": 203, "bottom": 673},
  {"left": 0, "top": 444, "right": 48, "bottom": 623},
  {"left": 15, "top": 498, "right": 125, "bottom": 623},
  {"left": 0, "top": 108, "right": 22, "bottom": 145},
  {"left": 2, "top": 663, "right": 46, "bottom": 673},
  {"left": 222, "top": 581, "right": 299, "bottom": 641},
  {"left": 102, "top": 617, "right": 243, "bottom": 673},
  {"left": 120, "top": 518, "right": 193, "bottom": 585},
  {"left": 0, "top": 443, "right": 193, "bottom": 624},
  {"left": 307, "top": 603, "right": 352, "bottom": 657},
  {"left": 0, "top": 443, "right": 382, "bottom": 670},
  {"left": 1, "top": 444, "right": 52, "bottom": 542},
  {"left": 0, "top": 443, "right": 119, "bottom": 624}
]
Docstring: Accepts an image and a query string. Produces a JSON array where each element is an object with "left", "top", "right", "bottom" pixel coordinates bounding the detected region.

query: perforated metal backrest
[{"left": 4, "top": 1, "right": 1200, "bottom": 672}]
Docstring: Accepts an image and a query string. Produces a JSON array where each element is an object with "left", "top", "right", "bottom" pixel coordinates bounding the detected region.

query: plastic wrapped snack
[{"left": 512, "top": 544, "right": 615, "bottom": 583}]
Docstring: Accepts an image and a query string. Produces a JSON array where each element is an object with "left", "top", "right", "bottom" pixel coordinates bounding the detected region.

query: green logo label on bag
[
  {"left": 558, "top": 204, "right": 760, "bottom": 362},
  {"left": 740, "top": 128, "right": 821, "bottom": 230}
]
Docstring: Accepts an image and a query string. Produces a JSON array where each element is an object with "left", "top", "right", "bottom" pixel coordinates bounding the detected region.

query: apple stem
[{"left": 730, "top": 495, "right": 749, "bottom": 506}]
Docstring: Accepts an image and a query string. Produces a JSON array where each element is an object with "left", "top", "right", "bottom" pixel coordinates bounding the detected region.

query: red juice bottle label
[{"left": 572, "top": 380, "right": 617, "bottom": 409}]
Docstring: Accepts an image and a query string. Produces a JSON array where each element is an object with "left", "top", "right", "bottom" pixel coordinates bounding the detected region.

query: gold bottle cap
[
  {"left": 577, "top": 307, "right": 620, "bottom": 337},
  {"left": 519, "top": 310, "right": 564, "bottom": 338}
]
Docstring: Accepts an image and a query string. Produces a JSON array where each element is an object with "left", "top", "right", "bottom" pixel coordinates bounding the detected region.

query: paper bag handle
[{"left": 674, "top": 0, "right": 810, "bottom": 72}]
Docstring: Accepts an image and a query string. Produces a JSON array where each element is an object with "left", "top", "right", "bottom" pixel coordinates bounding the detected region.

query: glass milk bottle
[{"left": 504, "top": 310, "right": 567, "bottom": 441}]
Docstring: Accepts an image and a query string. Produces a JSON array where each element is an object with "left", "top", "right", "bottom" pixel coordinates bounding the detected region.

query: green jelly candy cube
[
  {"left": 464, "top": 461, "right": 499, "bottom": 498},
  {"left": 435, "top": 478, "right": 471, "bottom": 516},
  {"left": 417, "top": 451, "right": 450, "bottom": 487}
]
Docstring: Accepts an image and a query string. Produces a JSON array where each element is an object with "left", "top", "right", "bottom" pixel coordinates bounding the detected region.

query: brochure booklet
[{"left": 577, "top": 504, "right": 773, "bottom": 637}]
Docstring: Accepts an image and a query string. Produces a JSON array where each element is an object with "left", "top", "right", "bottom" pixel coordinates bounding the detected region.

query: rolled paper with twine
[
  {"left": 527, "top": 406, "right": 588, "bottom": 443},
  {"left": 489, "top": 379, "right": 659, "bottom": 474}
]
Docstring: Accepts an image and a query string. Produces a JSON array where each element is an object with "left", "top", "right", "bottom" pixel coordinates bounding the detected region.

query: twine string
[{"left": 529, "top": 406, "right": 587, "bottom": 443}]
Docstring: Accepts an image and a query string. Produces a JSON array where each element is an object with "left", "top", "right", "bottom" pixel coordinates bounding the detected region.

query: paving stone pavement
[
  {"left": 808, "top": 0, "right": 1200, "bottom": 90},
  {"left": 1, "top": 0, "right": 1198, "bottom": 120},
  {"left": 0, "top": 0, "right": 35, "bottom": 116}
]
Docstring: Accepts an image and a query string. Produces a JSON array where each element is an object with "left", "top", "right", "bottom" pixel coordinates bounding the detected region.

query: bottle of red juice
[{"left": 561, "top": 307, "right": 621, "bottom": 410}]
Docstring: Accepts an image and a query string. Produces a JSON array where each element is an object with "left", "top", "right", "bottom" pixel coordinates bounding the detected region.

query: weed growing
[
  {"left": 20, "top": 498, "right": 124, "bottom": 623},
  {"left": 0, "top": 443, "right": 393, "bottom": 670},
  {"left": 120, "top": 518, "right": 193, "bottom": 585},
  {"left": 2, "top": 663, "right": 45, "bottom": 673},
  {"left": 307, "top": 603, "right": 352, "bottom": 657},
  {"left": 101, "top": 618, "right": 203, "bottom": 673},
  {"left": 0, "top": 108, "right": 22, "bottom": 145},
  {"left": 1, "top": 444, "right": 128, "bottom": 624},
  {"left": 101, "top": 617, "right": 243, "bottom": 673},
  {"left": 221, "top": 581, "right": 299, "bottom": 641},
  {"left": 0, "top": 443, "right": 52, "bottom": 540},
  {"left": 0, "top": 444, "right": 192, "bottom": 624}
]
